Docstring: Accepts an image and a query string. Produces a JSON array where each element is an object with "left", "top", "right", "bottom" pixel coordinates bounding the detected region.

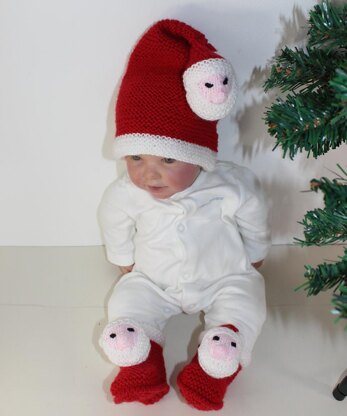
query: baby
[{"left": 98, "top": 19, "right": 271, "bottom": 411}]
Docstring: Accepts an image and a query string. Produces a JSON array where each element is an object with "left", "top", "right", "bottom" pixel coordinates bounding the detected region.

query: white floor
[{"left": 1, "top": 245, "right": 346, "bottom": 416}]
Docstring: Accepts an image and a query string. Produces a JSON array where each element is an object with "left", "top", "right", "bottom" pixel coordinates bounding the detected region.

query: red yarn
[
  {"left": 177, "top": 353, "right": 241, "bottom": 411},
  {"left": 110, "top": 341, "right": 169, "bottom": 405},
  {"left": 222, "top": 323, "right": 239, "bottom": 333},
  {"left": 115, "top": 19, "right": 220, "bottom": 152}
]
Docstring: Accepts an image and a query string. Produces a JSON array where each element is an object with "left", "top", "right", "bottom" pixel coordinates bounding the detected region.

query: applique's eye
[
  {"left": 127, "top": 327, "right": 135, "bottom": 332},
  {"left": 223, "top": 77, "right": 228, "bottom": 85},
  {"left": 110, "top": 333, "right": 116, "bottom": 338},
  {"left": 212, "top": 335, "right": 220, "bottom": 341},
  {"left": 205, "top": 82, "right": 214, "bottom": 88},
  {"left": 231, "top": 341, "right": 237, "bottom": 348}
]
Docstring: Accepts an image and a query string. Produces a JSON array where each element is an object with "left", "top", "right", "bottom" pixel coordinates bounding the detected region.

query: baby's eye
[
  {"left": 163, "top": 158, "right": 175, "bottom": 164},
  {"left": 130, "top": 155, "right": 141, "bottom": 161}
]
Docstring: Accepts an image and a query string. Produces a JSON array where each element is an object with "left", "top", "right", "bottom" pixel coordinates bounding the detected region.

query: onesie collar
[{"left": 169, "top": 168, "right": 207, "bottom": 201}]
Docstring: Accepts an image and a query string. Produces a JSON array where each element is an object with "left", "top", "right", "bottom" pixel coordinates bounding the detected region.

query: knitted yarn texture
[
  {"left": 110, "top": 341, "right": 169, "bottom": 405},
  {"left": 177, "top": 353, "right": 242, "bottom": 411},
  {"left": 113, "top": 19, "right": 237, "bottom": 171}
]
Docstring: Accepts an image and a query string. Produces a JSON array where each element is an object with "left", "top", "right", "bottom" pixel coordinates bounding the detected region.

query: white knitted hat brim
[{"left": 113, "top": 133, "right": 217, "bottom": 171}]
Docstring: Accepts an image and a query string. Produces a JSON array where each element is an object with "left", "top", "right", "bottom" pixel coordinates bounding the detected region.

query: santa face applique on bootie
[
  {"left": 177, "top": 325, "right": 242, "bottom": 411},
  {"left": 100, "top": 319, "right": 169, "bottom": 405}
]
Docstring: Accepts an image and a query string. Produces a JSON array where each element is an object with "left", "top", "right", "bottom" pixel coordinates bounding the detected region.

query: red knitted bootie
[
  {"left": 177, "top": 353, "right": 241, "bottom": 411},
  {"left": 111, "top": 340, "right": 170, "bottom": 405},
  {"left": 177, "top": 325, "right": 242, "bottom": 411}
]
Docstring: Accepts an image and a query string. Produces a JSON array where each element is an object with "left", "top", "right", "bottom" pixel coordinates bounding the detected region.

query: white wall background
[{"left": 1, "top": 0, "right": 346, "bottom": 246}]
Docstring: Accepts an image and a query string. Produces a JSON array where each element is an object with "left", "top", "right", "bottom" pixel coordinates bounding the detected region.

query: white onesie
[{"left": 99, "top": 161, "right": 271, "bottom": 364}]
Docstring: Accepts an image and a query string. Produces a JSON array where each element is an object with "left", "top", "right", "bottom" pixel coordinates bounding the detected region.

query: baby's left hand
[
  {"left": 119, "top": 264, "right": 134, "bottom": 275},
  {"left": 252, "top": 260, "right": 264, "bottom": 269}
]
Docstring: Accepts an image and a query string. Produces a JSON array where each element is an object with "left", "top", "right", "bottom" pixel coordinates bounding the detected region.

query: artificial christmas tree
[{"left": 263, "top": 1, "right": 347, "bottom": 323}]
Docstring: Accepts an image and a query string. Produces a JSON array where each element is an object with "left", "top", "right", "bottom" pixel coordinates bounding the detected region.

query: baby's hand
[
  {"left": 252, "top": 260, "right": 264, "bottom": 269},
  {"left": 119, "top": 264, "right": 134, "bottom": 275}
]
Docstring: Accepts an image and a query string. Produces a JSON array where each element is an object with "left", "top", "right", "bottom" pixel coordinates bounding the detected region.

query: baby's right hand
[{"left": 119, "top": 264, "right": 134, "bottom": 275}]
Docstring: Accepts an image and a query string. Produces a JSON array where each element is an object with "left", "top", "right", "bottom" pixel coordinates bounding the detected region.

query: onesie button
[{"left": 177, "top": 223, "right": 185, "bottom": 232}]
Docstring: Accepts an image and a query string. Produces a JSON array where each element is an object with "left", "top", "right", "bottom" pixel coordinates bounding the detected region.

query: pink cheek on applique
[
  {"left": 105, "top": 324, "right": 138, "bottom": 351},
  {"left": 208, "top": 334, "right": 238, "bottom": 361},
  {"left": 198, "top": 74, "right": 231, "bottom": 104}
]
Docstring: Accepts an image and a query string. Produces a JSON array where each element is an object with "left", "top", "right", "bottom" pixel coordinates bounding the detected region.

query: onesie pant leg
[
  {"left": 178, "top": 272, "right": 266, "bottom": 410},
  {"left": 203, "top": 272, "right": 266, "bottom": 366},
  {"left": 99, "top": 272, "right": 181, "bottom": 405},
  {"left": 107, "top": 272, "right": 181, "bottom": 335}
]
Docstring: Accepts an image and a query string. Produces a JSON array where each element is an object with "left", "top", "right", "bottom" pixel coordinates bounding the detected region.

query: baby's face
[{"left": 125, "top": 155, "right": 201, "bottom": 199}]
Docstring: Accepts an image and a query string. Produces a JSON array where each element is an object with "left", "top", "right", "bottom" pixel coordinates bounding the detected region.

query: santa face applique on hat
[{"left": 113, "top": 19, "right": 237, "bottom": 172}]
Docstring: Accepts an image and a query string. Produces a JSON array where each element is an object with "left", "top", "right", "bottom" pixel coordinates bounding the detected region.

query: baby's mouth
[{"left": 147, "top": 185, "right": 167, "bottom": 192}]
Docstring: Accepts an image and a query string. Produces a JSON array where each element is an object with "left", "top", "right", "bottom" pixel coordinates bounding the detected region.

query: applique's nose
[
  {"left": 199, "top": 74, "right": 232, "bottom": 105},
  {"left": 209, "top": 333, "right": 238, "bottom": 360},
  {"left": 209, "top": 89, "right": 228, "bottom": 104},
  {"left": 108, "top": 325, "right": 137, "bottom": 351}
]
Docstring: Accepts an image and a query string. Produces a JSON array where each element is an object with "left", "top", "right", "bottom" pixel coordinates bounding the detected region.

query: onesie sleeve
[
  {"left": 98, "top": 179, "right": 136, "bottom": 266},
  {"left": 234, "top": 167, "right": 271, "bottom": 263}
]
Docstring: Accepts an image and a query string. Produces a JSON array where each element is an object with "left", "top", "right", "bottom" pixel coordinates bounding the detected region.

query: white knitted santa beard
[
  {"left": 99, "top": 318, "right": 164, "bottom": 366},
  {"left": 198, "top": 326, "right": 242, "bottom": 378},
  {"left": 183, "top": 58, "right": 238, "bottom": 121}
]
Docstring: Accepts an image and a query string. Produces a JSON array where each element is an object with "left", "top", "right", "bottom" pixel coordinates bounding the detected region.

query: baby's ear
[{"left": 183, "top": 59, "right": 238, "bottom": 121}]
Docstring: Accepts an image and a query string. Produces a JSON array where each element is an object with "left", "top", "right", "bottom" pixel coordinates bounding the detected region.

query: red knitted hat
[{"left": 114, "top": 19, "right": 237, "bottom": 171}]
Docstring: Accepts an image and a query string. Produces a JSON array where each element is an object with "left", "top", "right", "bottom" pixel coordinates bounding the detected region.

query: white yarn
[
  {"left": 113, "top": 133, "right": 217, "bottom": 171},
  {"left": 183, "top": 58, "right": 237, "bottom": 121},
  {"left": 140, "top": 321, "right": 165, "bottom": 346},
  {"left": 198, "top": 327, "right": 242, "bottom": 378},
  {"left": 99, "top": 318, "right": 151, "bottom": 366}
]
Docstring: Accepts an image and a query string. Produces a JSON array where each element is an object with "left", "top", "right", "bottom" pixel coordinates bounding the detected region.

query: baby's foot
[
  {"left": 177, "top": 325, "right": 242, "bottom": 411},
  {"left": 110, "top": 341, "right": 170, "bottom": 405},
  {"left": 99, "top": 319, "right": 150, "bottom": 366},
  {"left": 198, "top": 326, "right": 241, "bottom": 378}
]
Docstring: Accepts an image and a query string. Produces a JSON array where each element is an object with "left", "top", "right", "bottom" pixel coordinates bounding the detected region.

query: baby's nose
[{"left": 144, "top": 166, "right": 161, "bottom": 180}]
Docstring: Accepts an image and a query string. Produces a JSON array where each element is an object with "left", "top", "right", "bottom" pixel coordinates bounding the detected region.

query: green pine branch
[
  {"left": 295, "top": 168, "right": 347, "bottom": 321},
  {"left": 264, "top": 1, "right": 347, "bottom": 159},
  {"left": 332, "top": 281, "right": 347, "bottom": 322},
  {"left": 295, "top": 173, "right": 347, "bottom": 245},
  {"left": 263, "top": 1, "right": 347, "bottom": 324},
  {"left": 264, "top": 47, "right": 339, "bottom": 94},
  {"left": 308, "top": 2, "right": 347, "bottom": 50},
  {"left": 330, "top": 66, "right": 347, "bottom": 124},
  {"left": 296, "top": 248, "right": 347, "bottom": 322},
  {"left": 298, "top": 208, "right": 347, "bottom": 245},
  {"left": 296, "top": 248, "right": 347, "bottom": 321},
  {"left": 297, "top": 248, "right": 347, "bottom": 295},
  {"left": 265, "top": 90, "right": 346, "bottom": 159}
]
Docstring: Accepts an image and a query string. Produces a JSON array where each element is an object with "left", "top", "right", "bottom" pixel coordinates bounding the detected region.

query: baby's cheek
[
  {"left": 128, "top": 172, "right": 146, "bottom": 191},
  {"left": 169, "top": 165, "right": 200, "bottom": 191}
]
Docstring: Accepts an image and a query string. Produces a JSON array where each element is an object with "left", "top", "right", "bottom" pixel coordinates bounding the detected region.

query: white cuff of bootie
[
  {"left": 198, "top": 327, "right": 242, "bottom": 379},
  {"left": 99, "top": 318, "right": 163, "bottom": 366}
]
